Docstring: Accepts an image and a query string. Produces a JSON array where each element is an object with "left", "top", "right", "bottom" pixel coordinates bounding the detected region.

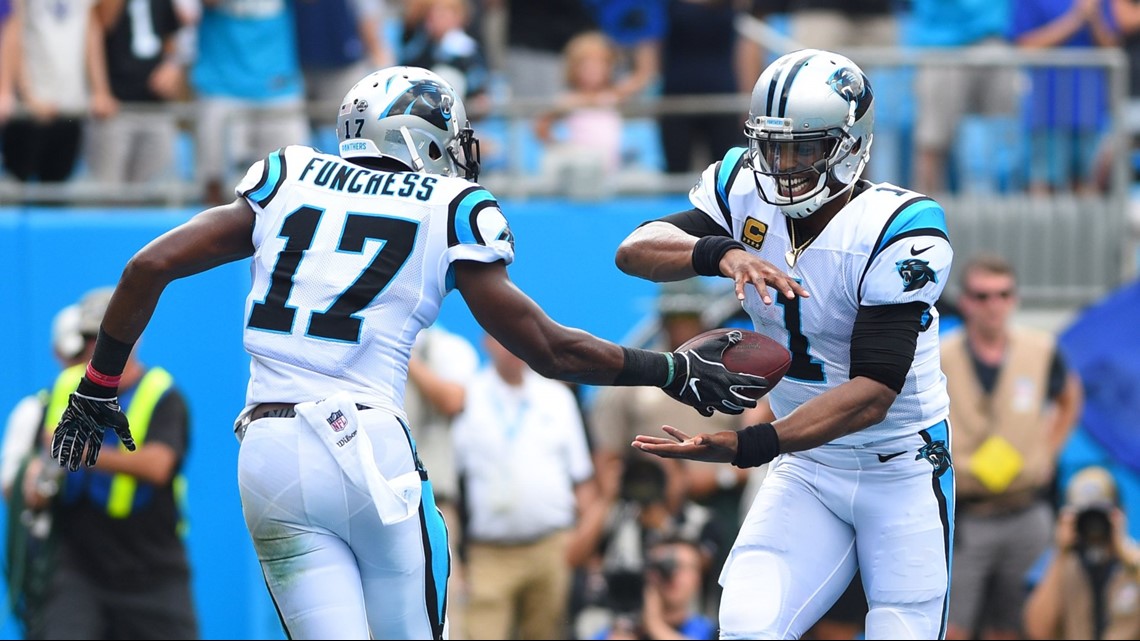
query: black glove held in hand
[
  {"left": 51, "top": 393, "right": 134, "bottom": 472},
  {"left": 663, "top": 330, "right": 770, "bottom": 417}
]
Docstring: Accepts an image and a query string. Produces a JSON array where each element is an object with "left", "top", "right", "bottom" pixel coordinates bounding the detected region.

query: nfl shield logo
[{"left": 327, "top": 410, "right": 348, "bottom": 432}]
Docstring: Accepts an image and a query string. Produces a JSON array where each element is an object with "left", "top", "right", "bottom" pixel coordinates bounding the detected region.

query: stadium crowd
[{"left": 0, "top": 0, "right": 1135, "bottom": 201}]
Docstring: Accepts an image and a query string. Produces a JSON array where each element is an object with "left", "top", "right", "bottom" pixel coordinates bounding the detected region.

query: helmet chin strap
[{"left": 399, "top": 126, "right": 426, "bottom": 172}]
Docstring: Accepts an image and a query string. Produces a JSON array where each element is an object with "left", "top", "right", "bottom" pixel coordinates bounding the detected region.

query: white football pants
[
  {"left": 719, "top": 423, "right": 955, "bottom": 640},
  {"left": 237, "top": 410, "right": 450, "bottom": 639}
]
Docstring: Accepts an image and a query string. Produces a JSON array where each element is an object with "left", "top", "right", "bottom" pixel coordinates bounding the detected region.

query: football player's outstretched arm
[
  {"left": 633, "top": 377, "right": 897, "bottom": 464},
  {"left": 453, "top": 258, "right": 770, "bottom": 414},
  {"left": 100, "top": 198, "right": 256, "bottom": 345},
  {"left": 615, "top": 219, "right": 808, "bottom": 305},
  {"left": 635, "top": 300, "right": 928, "bottom": 465},
  {"left": 454, "top": 259, "right": 630, "bottom": 385},
  {"left": 51, "top": 198, "right": 256, "bottom": 471}
]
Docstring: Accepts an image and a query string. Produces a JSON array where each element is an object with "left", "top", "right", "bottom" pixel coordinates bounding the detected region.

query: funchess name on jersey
[{"left": 298, "top": 157, "right": 437, "bottom": 200}]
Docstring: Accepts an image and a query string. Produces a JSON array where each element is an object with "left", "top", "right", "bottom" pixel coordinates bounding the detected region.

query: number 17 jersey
[{"left": 234, "top": 145, "right": 514, "bottom": 420}]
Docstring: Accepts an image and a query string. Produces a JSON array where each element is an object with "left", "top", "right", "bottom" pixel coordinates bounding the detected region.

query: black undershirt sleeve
[
  {"left": 849, "top": 302, "right": 928, "bottom": 394},
  {"left": 642, "top": 208, "right": 730, "bottom": 238}
]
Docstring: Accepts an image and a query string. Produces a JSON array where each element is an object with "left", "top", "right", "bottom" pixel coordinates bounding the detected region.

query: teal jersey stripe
[
  {"left": 716, "top": 147, "right": 747, "bottom": 206},
  {"left": 877, "top": 199, "right": 948, "bottom": 256},
  {"left": 248, "top": 150, "right": 285, "bottom": 205},
  {"left": 453, "top": 189, "right": 495, "bottom": 245}
]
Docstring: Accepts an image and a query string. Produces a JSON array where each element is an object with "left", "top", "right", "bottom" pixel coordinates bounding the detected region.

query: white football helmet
[
  {"left": 744, "top": 49, "right": 875, "bottom": 219},
  {"left": 337, "top": 66, "right": 481, "bottom": 181}
]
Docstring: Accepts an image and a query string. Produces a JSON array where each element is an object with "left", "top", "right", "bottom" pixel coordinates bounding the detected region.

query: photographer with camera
[
  {"left": 1023, "top": 466, "right": 1140, "bottom": 640},
  {"left": 592, "top": 537, "right": 717, "bottom": 640},
  {"left": 571, "top": 457, "right": 722, "bottom": 639}
]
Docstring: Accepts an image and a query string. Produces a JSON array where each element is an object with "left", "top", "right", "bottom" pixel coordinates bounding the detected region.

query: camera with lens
[
  {"left": 1075, "top": 504, "right": 1113, "bottom": 547},
  {"left": 604, "top": 568, "right": 645, "bottom": 618},
  {"left": 646, "top": 551, "right": 678, "bottom": 581}
]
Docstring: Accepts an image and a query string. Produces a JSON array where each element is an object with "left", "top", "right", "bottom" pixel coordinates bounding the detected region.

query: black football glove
[
  {"left": 663, "top": 329, "right": 770, "bottom": 417},
  {"left": 51, "top": 393, "right": 135, "bottom": 472}
]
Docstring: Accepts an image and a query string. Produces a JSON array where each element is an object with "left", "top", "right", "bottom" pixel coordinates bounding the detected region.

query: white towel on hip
[{"left": 294, "top": 392, "right": 421, "bottom": 525}]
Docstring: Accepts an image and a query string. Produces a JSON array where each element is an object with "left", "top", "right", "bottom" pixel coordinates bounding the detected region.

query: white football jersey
[
  {"left": 690, "top": 148, "right": 952, "bottom": 446},
  {"left": 234, "top": 145, "right": 514, "bottom": 419}
]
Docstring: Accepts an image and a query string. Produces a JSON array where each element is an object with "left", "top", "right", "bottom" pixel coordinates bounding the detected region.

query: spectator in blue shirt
[{"left": 1009, "top": 0, "right": 1118, "bottom": 196}]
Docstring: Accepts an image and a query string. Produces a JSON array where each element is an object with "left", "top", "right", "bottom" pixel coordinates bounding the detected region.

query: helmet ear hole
[{"left": 428, "top": 141, "right": 443, "bottom": 161}]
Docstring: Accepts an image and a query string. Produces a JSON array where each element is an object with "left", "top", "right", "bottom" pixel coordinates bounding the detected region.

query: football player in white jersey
[
  {"left": 45, "top": 66, "right": 771, "bottom": 640},
  {"left": 617, "top": 49, "right": 956, "bottom": 640}
]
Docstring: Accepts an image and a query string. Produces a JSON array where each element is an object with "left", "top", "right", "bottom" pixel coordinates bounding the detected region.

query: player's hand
[
  {"left": 51, "top": 393, "right": 134, "bottom": 472},
  {"left": 720, "top": 249, "right": 810, "bottom": 305},
  {"left": 632, "top": 425, "right": 738, "bottom": 463},
  {"left": 663, "top": 329, "right": 769, "bottom": 416}
]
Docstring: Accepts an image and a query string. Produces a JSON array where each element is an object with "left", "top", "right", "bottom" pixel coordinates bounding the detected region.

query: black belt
[
  {"left": 249, "top": 401, "right": 373, "bottom": 422},
  {"left": 235, "top": 402, "right": 376, "bottom": 442}
]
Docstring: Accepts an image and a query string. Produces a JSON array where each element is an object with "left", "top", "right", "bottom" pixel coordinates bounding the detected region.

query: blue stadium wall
[{"left": 0, "top": 195, "right": 690, "bottom": 639}]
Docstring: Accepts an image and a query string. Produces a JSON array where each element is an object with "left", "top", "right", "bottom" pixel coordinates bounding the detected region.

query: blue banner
[{"left": 1059, "top": 279, "right": 1140, "bottom": 472}]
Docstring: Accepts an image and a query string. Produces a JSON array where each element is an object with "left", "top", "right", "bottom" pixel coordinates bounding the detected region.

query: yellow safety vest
[{"left": 43, "top": 366, "right": 186, "bottom": 522}]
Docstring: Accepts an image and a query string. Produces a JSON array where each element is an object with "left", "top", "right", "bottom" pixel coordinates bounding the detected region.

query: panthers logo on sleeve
[{"left": 895, "top": 258, "right": 937, "bottom": 292}]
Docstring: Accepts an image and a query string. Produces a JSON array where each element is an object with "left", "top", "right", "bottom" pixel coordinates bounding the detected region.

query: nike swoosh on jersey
[
  {"left": 877, "top": 451, "right": 907, "bottom": 463},
  {"left": 688, "top": 377, "right": 702, "bottom": 401},
  {"left": 910, "top": 244, "right": 935, "bottom": 255}
]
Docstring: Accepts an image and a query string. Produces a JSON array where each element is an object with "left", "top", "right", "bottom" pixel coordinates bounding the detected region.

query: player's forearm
[
  {"left": 614, "top": 221, "right": 700, "bottom": 281},
  {"left": 771, "top": 377, "right": 895, "bottom": 453},
  {"left": 100, "top": 203, "right": 255, "bottom": 346}
]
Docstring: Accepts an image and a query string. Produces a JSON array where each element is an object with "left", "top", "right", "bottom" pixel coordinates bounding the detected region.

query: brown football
[{"left": 676, "top": 328, "right": 791, "bottom": 398}]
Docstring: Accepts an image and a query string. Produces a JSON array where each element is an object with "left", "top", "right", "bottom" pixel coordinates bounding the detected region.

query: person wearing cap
[
  {"left": 18, "top": 287, "right": 199, "bottom": 640},
  {"left": 1023, "top": 466, "right": 1140, "bottom": 640},
  {"left": 1, "top": 301, "right": 88, "bottom": 636},
  {"left": 2, "top": 304, "right": 86, "bottom": 500}
]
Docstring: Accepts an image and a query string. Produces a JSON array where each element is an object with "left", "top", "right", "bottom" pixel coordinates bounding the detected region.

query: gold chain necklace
[
  {"left": 783, "top": 186, "right": 856, "bottom": 269},
  {"left": 784, "top": 220, "right": 818, "bottom": 269}
]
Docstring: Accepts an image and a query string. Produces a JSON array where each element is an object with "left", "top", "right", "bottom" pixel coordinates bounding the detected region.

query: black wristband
[
  {"left": 76, "top": 376, "right": 117, "bottom": 399},
  {"left": 615, "top": 346, "right": 671, "bottom": 387},
  {"left": 732, "top": 422, "right": 780, "bottom": 468},
  {"left": 692, "top": 236, "right": 746, "bottom": 277},
  {"left": 89, "top": 327, "right": 135, "bottom": 379}
]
